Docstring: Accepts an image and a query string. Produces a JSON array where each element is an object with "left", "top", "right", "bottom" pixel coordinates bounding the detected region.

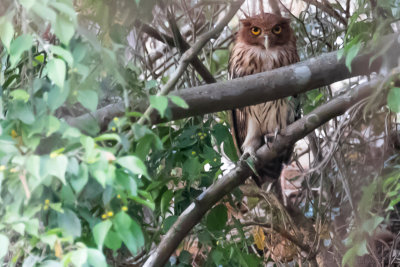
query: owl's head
[{"left": 238, "top": 13, "right": 294, "bottom": 49}]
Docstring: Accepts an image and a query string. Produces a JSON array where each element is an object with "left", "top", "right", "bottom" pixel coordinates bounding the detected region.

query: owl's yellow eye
[
  {"left": 251, "top": 27, "right": 261, "bottom": 36},
  {"left": 272, "top": 26, "right": 282, "bottom": 35}
]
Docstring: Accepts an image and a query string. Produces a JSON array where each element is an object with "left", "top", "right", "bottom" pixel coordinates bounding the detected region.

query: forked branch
[{"left": 143, "top": 78, "right": 383, "bottom": 267}]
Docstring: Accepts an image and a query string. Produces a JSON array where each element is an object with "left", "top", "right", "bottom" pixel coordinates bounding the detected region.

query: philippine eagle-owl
[{"left": 228, "top": 13, "right": 300, "bottom": 186}]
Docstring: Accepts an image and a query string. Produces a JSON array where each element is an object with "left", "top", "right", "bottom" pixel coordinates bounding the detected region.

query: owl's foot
[
  {"left": 264, "top": 128, "right": 280, "bottom": 149},
  {"left": 239, "top": 148, "right": 260, "bottom": 177}
]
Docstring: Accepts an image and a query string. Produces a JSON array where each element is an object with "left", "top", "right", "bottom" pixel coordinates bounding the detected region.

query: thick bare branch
[
  {"left": 143, "top": 78, "right": 383, "bottom": 267},
  {"left": 66, "top": 34, "right": 400, "bottom": 131}
]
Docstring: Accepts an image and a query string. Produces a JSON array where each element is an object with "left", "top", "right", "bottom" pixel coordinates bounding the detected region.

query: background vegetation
[{"left": 0, "top": 0, "right": 400, "bottom": 266}]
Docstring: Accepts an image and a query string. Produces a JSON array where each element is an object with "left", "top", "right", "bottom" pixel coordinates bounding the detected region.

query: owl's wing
[
  {"left": 230, "top": 107, "right": 247, "bottom": 155},
  {"left": 227, "top": 55, "right": 247, "bottom": 156}
]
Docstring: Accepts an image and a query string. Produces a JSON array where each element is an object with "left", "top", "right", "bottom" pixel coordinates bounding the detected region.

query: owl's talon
[{"left": 264, "top": 128, "right": 280, "bottom": 144}]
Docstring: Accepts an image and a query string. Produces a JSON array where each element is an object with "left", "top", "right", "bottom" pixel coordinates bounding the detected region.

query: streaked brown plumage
[{"left": 228, "top": 13, "right": 300, "bottom": 186}]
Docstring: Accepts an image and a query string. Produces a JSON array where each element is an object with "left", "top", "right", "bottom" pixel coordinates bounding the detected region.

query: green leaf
[
  {"left": 47, "top": 58, "right": 66, "bottom": 88},
  {"left": 0, "top": 234, "right": 9, "bottom": 260},
  {"left": 223, "top": 137, "right": 239, "bottom": 162},
  {"left": 206, "top": 204, "right": 227, "bottom": 231},
  {"left": 47, "top": 115, "right": 61, "bottom": 136},
  {"left": 92, "top": 169, "right": 107, "bottom": 187},
  {"left": 8, "top": 100, "right": 35, "bottom": 124},
  {"left": 51, "top": 45, "right": 74, "bottom": 66},
  {"left": 162, "top": 215, "right": 178, "bottom": 234},
  {"left": 93, "top": 220, "right": 112, "bottom": 250},
  {"left": 50, "top": 2, "right": 77, "bottom": 21},
  {"left": 40, "top": 234, "right": 58, "bottom": 248},
  {"left": 130, "top": 195, "right": 155, "bottom": 210},
  {"left": 168, "top": 95, "right": 188, "bottom": 109},
  {"left": 132, "top": 124, "right": 153, "bottom": 139},
  {"left": 25, "top": 219, "right": 39, "bottom": 237},
  {"left": 47, "top": 155, "right": 68, "bottom": 184},
  {"left": 94, "top": 133, "right": 121, "bottom": 143},
  {"left": 70, "top": 163, "right": 88, "bottom": 193},
  {"left": 49, "top": 203, "right": 64, "bottom": 213},
  {"left": 135, "top": 135, "right": 153, "bottom": 161},
  {"left": 27, "top": 155, "right": 40, "bottom": 179},
  {"left": 86, "top": 248, "right": 107, "bottom": 267},
  {"left": 10, "top": 89, "right": 30, "bottom": 102},
  {"left": 149, "top": 95, "right": 168, "bottom": 118},
  {"left": 77, "top": 90, "right": 98, "bottom": 112},
  {"left": 37, "top": 260, "right": 63, "bottom": 267},
  {"left": 10, "top": 34, "right": 33, "bottom": 67},
  {"left": 337, "top": 49, "right": 345, "bottom": 60},
  {"left": 104, "top": 230, "right": 122, "bottom": 250},
  {"left": 161, "top": 190, "right": 173, "bottom": 215},
  {"left": 19, "top": 0, "right": 35, "bottom": 9},
  {"left": 115, "top": 170, "right": 137, "bottom": 196},
  {"left": 54, "top": 14, "right": 75, "bottom": 45},
  {"left": 145, "top": 80, "right": 157, "bottom": 89},
  {"left": 116, "top": 156, "right": 149, "bottom": 178},
  {"left": 356, "top": 240, "right": 368, "bottom": 256},
  {"left": 12, "top": 223, "right": 25, "bottom": 235},
  {"left": 31, "top": 2, "right": 56, "bottom": 23},
  {"left": 69, "top": 247, "right": 87, "bottom": 267},
  {"left": 211, "top": 249, "right": 224, "bottom": 265},
  {"left": 183, "top": 157, "right": 202, "bottom": 179},
  {"left": 345, "top": 42, "right": 362, "bottom": 72},
  {"left": 113, "top": 212, "right": 144, "bottom": 255},
  {"left": 63, "top": 127, "right": 81, "bottom": 139},
  {"left": 80, "top": 135, "right": 96, "bottom": 162},
  {"left": 0, "top": 19, "right": 14, "bottom": 51},
  {"left": 387, "top": 87, "right": 400, "bottom": 113},
  {"left": 178, "top": 250, "right": 192, "bottom": 265},
  {"left": 47, "top": 82, "right": 71, "bottom": 111},
  {"left": 57, "top": 209, "right": 81, "bottom": 238},
  {"left": 362, "top": 216, "right": 384, "bottom": 233},
  {"left": 245, "top": 157, "right": 259, "bottom": 177}
]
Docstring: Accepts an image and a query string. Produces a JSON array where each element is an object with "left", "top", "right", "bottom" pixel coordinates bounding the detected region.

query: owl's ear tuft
[{"left": 240, "top": 19, "right": 252, "bottom": 27}]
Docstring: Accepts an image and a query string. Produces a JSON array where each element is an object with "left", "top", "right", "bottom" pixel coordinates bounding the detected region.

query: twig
[
  {"left": 19, "top": 171, "right": 31, "bottom": 199},
  {"left": 303, "top": 0, "right": 347, "bottom": 26},
  {"left": 268, "top": 0, "right": 281, "bottom": 16},
  {"left": 134, "top": 20, "right": 216, "bottom": 84},
  {"left": 242, "top": 220, "right": 312, "bottom": 253}
]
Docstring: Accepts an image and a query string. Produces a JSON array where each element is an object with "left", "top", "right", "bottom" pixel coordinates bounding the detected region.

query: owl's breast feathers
[
  {"left": 228, "top": 42, "right": 299, "bottom": 185},
  {"left": 228, "top": 43, "right": 298, "bottom": 78}
]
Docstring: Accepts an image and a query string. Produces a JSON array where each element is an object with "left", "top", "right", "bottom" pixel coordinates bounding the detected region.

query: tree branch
[
  {"left": 66, "top": 34, "right": 400, "bottom": 131},
  {"left": 268, "top": 0, "right": 282, "bottom": 16},
  {"left": 137, "top": 0, "right": 244, "bottom": 124},
  {"left": 134, "top": 20, "right": 217, "bottom": 84},
  {"left": 142, "top": 78, "right": 383, "bottom": 267},
  {"left": 303, "top": 0, "right": 347, "bottom": 26}
]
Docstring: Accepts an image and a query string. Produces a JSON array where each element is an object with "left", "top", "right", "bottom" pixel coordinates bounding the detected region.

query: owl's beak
[{"left": 264, "top": 35, "right": 269, "bottom": 49}]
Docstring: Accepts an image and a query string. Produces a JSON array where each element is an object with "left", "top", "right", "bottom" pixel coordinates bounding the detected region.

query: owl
[{"left": 228, "top": 13, "right": 300, "bottom": 186}]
